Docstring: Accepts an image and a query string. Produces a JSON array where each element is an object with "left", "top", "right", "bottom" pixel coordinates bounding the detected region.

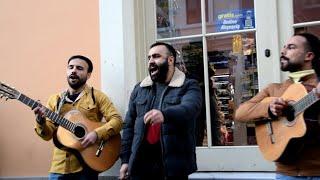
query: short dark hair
[
  {"left": 68, "top": 55, "right": 93, "bottom": 73},
  {"left": 150, "top": 42, "right": 177, "bottom": 64},
  {"left": 295, "top": 33, "right": 320, "bottom": 77}
]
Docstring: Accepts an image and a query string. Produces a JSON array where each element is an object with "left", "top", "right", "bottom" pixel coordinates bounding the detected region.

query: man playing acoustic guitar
[
  {"left": 33, "top": 55, "right": 123, "bottom": 180},
  {"left": 235, "top": 33, "right": 320, "bottom": 179}
]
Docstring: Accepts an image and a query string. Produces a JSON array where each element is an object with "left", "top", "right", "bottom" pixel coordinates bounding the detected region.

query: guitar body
[
  {"left": 53, "top": 110, "right": 121, "bottom": 172},
  {"left": 255, "top": 83, "right": 307, "bottom": 162}
]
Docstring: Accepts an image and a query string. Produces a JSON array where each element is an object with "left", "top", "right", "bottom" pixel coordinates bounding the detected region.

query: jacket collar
[
  {"left": 63, "top": 84, "right": 91, "bottom": 103},
  {"left": 140, "top": 67, "right": 186, "bottom": 88}
]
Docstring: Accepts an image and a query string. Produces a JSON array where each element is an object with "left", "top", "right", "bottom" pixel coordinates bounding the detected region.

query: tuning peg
[
  {"left": 0, "top": 94, "right": 3, "bottom": 98},
  {"left": 5, "top": 97, "right": 9, "bottom": 101}
]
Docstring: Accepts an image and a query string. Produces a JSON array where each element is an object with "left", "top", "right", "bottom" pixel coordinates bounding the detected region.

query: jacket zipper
[
  {"left": 158, "top": 86, "right": 169, "bottom": 176},
  {"left": 131, "top": 88, "right": 156, "bottom": 166}
]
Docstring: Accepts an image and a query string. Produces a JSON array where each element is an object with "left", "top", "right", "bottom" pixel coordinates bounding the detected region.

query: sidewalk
[{"left": 189, "top": 172, "right": 276, "bottom": 180}]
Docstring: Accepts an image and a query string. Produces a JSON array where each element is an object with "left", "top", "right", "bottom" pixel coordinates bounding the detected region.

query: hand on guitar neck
[
  {"left": 315, "top": 82, "right": 320, "bottom": 98},
  {"left": 33, "top": 103, "right": 46, "bottom": 125}
]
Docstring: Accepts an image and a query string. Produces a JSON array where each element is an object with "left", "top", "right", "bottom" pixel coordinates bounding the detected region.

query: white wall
[
  {"left": 99, "top": 0, "right": 137, "bottom": 116},
  {"left": 99, "top": 0, "right": 138, "bottom": 176}
]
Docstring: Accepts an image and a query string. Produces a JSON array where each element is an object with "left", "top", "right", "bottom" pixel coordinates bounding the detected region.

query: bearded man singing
[
  {"left": 33, "top": 55, "right": 122, "bottom": 180},
  {"left": 119, "top": 42, "right": 202, "bottom": 180}
]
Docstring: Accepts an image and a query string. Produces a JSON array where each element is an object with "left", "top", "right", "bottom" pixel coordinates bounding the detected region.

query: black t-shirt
[{"left": 67, "top": 92, "right": 80, "bottom": 102}]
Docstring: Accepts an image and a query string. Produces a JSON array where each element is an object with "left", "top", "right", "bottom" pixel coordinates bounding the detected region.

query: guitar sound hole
[
  {"left": 74, "top": 125, "right": 86, "bottom": 139},
  {"left": 284, "top": 105, "right": 295, "bottom": 122}
]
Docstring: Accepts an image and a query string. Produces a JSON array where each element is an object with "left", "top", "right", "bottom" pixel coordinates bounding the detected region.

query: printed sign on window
[{"left": 216, "top": 9, "right": 255, "bottom": 32}]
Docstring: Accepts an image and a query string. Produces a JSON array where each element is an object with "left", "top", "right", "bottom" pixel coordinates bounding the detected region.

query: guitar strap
[
  {"left": 54, "top": 88, "right": 95, "bottom": 125},
  {"left": 55, "top": 87, "right": 96, "bottom": 114},
  {"left": 57, "top": 91, "right": 67, "bottom": 114},
  {"left": 53, "top": 91, "right": 68, "bottom": 127}
]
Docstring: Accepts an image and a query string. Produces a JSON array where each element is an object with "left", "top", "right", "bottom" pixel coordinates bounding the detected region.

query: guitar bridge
[
  {"left": 96, "top": 140, "right": 105, "bottom": 157},
  {"left": 266, "top": 121, "right": 275, "bottom": 144}
]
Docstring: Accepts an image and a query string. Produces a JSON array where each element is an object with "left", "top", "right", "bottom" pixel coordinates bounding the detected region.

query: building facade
[
  {"left": 100, "top": 0, "right": 320, "bottom": 177},
  {"left": 0, "top": 0, "right": 320, "bottom": 178}
]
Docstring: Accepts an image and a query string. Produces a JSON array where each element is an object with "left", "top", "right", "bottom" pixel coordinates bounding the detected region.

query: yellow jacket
[{"left": 34, "top": 85, "right": 122, "bottom": 174}]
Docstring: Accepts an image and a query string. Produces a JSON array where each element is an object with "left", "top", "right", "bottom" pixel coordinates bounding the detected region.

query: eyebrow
[
  {"left": 68, "top": 64, "right": 84, "bottom": 69},
  {"left": 147, "top": 53, "right": 162, "bottom": 59},
  {"left": 284, "top": 43, "right": 297, "bottom": 48}
]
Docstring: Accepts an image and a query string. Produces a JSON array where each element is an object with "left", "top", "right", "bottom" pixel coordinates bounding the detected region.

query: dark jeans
[
  {"left": 49, "top": 168, "right": 98, "bottom": 180},
  {"left": 130, "top": 175, "right": 188, "bottom": 180}
]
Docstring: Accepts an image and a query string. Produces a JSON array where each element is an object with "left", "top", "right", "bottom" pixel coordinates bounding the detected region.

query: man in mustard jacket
[
  {"left": 33, "top": 55, "right": 122, "bottom": 180},
  {"left": 235, "top": 33, "right": 320, "bottom": 179}
]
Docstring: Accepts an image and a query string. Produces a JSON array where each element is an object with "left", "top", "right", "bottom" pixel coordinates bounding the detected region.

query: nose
[
  {"left": 70, "top": 67, "right": 77, "bottom": 74},
  {"left": 280, "top": 47, "right": 286, "bottom": 56},
  {"left": 148, "top": 58, "right": 155, "bottom": 65}
]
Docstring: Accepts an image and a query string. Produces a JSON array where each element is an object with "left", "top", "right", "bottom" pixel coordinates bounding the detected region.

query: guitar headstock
[{"left": 0, "top": 82, "right": 20, "bottom": 100}]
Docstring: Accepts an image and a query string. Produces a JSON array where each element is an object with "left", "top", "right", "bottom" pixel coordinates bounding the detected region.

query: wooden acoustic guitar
[
  {"left": 255, "top": 83, "right": 319, "bottom": 162},
  {"left": 0, "top": 82, "right": 121, "bottom": 172}
]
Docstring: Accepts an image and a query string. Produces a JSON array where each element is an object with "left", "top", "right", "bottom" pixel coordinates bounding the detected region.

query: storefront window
[
  {"left": 165, "top": 38, "right": 208, "bottom": 147},
  {"left": 163, "top": 33, "right": 258, "bottom": 147},
  {"left": 294, "top": 26, "right": 320, "bottom": 37},
  {"left": 293, "top": 0, "right": 320, "bottom": 23},
  {"left": 156, "top": 0, "right": 203, "bottom": 39},
  {"left": 156, "top": 0, "right": 257, "bottom": 147},
  {"left": 206, "top": 0, "right": 255, "bottom": 33},
  {"left": 293, "top": 0, "right": 320, "bottom": 40},
  {"left": 207, "top": 33, "right": 258, "bottom": 146}
]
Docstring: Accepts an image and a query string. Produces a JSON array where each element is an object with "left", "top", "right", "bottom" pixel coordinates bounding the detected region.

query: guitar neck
[
  {"left": 17, "top": 93, "right": 75, "bottom": 132},
  {"left": 293, "top": 90, "right": 319, "bottom": 115}
]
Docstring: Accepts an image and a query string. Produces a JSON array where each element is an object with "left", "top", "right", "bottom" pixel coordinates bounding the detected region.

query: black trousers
[
  {"left": 130, "top": 175, "right": 188, "bottom": 180},
  {"left": 130, "top": 141, "right": 189, "bottom": 180}
]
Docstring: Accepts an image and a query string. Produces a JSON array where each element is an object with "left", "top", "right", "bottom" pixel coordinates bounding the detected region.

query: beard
[
  {"left": 67, "top": 74, "right": 87, "bottom": 89},
  {"left": 280, "top": 56, "right": 302, "bottom": 72},
  {"left": 148, "top": 59, "right": 169, "bottom": 83}
]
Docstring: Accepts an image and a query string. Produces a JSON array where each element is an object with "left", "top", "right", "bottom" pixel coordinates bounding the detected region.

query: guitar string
[
  {"left": 19, "top": 93, "right": 77, "bottom": 133},
  {"left": 292, "top": 91, "right": 318, "bottom": 116}
]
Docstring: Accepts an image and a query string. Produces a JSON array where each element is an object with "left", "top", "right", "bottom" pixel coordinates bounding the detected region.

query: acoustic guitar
[
  {"left": 0, "top": 82, "right": 121, "bottom": 172},
  {"left": 255, "top": 83, "right": 319, "bottom": 162}
]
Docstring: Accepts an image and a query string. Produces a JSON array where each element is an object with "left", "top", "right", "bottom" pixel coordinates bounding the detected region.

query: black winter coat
[{"left": 120, "top": 68, "right": 202, "bottom": 176}]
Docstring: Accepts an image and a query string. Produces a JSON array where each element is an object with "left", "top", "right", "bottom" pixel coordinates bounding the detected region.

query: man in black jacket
[{"left": 119, "top": 42, "right": 202, "bottom": 180}]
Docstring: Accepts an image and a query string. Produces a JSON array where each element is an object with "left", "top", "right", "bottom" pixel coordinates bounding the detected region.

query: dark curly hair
[
  {"left": 295, "top": 33, "right": 320, "bottom": 78},
  {"left": 150, "top": 42, "right": 177, "bottom": 64},
  {"left": 68, "top": 55, "right": 93, "bottom": 73}
]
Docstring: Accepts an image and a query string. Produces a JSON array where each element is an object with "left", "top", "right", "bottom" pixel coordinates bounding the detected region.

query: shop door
[{"left": 142, "top": 0, "right": 284, "bottom": 171}]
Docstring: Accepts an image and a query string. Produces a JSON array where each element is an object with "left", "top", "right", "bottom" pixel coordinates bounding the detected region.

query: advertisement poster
[{"left": 216, "top": 9, "right": 255, "bottom": 32}]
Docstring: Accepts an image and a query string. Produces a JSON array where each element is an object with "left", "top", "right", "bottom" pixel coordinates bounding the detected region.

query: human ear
[
  {"left": 305, "top": 52, "right": 315, "bottom": 62},
  {"left": 168, "top": 56, "right": 174, "bottom": 65},
  {"left": 87, "top": 72, "right": 92, "bottom": 79}
]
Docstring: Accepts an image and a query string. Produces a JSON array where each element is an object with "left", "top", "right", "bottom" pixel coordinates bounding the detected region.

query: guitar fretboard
[
  {"left": 18, "top": 93, "right": 76, "bottom": 133},
  {"left": 293, "top": 90, "right": 319, "bottom": 116}
]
